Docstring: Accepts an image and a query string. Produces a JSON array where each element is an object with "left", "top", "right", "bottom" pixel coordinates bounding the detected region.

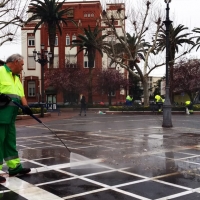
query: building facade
[{"left": 21, "top": 0, "right": 127, "bottom": 105}]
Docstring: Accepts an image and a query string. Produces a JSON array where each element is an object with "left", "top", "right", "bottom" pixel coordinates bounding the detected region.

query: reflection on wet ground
[{"left": 1, "top": 115, "right": 200, "bottom": 199}]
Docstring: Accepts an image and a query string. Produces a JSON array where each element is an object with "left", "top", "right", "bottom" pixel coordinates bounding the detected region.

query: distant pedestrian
[
  {"left": 155, "top": 94, "right": 163, "bottom": 112},
  {"left": 126, "top": 94, "right": 133, "bottom": 106},
  {"left": 185, "top": 100, "right": 193, "bottom": 114},
  {"left": 79, "top": 95, "right": 86, "bottom": 116}
]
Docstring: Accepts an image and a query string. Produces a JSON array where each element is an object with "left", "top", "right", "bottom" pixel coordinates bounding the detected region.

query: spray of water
[{"left": 70, "top": 152, "right": 103, "bottom": 169}]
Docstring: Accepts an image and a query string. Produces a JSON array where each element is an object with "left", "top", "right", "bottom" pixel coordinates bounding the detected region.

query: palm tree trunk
[
  {"left": 169, "top": 50, "right": 175, "bottom": 103},
  {"left": 108, "top": 91, "right": 112, "bottom": 106},
  {"left": 142, "top": 76, "right": 149, "bottom": 106},
  {"left": 48, "top": 25, "right": 56, "bottom": 68},
  {"left": 88, "top": 67, "right": 93, "bottom": 104}
]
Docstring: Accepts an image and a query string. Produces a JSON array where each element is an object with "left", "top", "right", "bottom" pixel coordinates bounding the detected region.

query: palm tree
[
  {"left": 26, "top": 0, "right": 75, "bottom": 68},
  {"left": 125, "top": 33, "right": 150, "bottom": 68},
  {"left": 191, "top": 28, "right": 200, "bottom": 51},
  {"left": 157, "top": 24, "right": 194, "bottom": 102},
  {"left": 71, "top": 25, "right": 107, "bottom": 104}
]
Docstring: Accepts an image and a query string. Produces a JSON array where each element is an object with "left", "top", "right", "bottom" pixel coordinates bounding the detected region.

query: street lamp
[
  {"left": 33, "top": 44, "right": 52, "bottom": 117},
  {"left": 162, "top": 0, "right": 173, "bottom": 127}
]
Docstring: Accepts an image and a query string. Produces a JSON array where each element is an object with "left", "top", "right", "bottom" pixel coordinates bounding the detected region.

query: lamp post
[
  {"left": 33, "top": 44, "right": 52, "bottom": 117},
  {"left": 162, "top": 0, "right": 173, "bottom": 127}
]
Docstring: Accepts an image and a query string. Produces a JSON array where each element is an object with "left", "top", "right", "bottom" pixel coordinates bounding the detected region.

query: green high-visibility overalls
[{"left": 0, "top": 64, "right": 24, "bottom": 174}]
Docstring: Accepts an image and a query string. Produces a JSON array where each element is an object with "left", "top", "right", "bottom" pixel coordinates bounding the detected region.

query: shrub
[
  {"left": 17, "top": 108, "right": 47, "bottom": 115},
  {"left": 109, "top": 105, "right": 200, "bottom": 111}
]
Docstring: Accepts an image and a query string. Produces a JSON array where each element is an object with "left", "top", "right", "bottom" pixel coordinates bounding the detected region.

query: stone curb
[
  {"left": 106, "top": 111, "right": 200, "bottom": 115},
  {"left": 16, "top": 113, "right": 51, "bottom": 120}
]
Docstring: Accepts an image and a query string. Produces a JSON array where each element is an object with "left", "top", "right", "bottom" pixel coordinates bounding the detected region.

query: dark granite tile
[
  {"left": 157, "top": 172, "right": 200, "bottom": 189},
  {"left": 124, "top": 156, "right": 178, "bottom": 177},
  {"left": 0, "top": 184, "right": 8, "bottom": 191},
  {"left": 39, "top": 178, "right": 102, "bottom": 197},
  {"left": 36, "top": 157, "right": 69, "bottom": 165},
  {"left": 19, "top": 170, "right": 71, "bottom": 184},
  {"left": 87, "top": 171, "right": 142, "bottom": 186},
  {"left": 185, "top": 156, "right": 200, "bottom": 164},
  {"left": 119, "top": 180, "right": 186, "bottom": 199},
  {"left": 62, "top": 164, "right": 109, "bottom": 176},
  {"left": 0, "top": 191, "right": 28, "bottom": 200},
  {"left": 19, "top": 148, "right": 70, "bottom": 160},
  {"left": 70, "top": 189, "right": 140, "bottom": 200}
]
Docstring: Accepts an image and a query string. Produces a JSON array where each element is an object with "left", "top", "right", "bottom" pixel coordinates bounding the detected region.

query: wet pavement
[{"left": 1, "top": 112, "right": 200, "bottom": 199}]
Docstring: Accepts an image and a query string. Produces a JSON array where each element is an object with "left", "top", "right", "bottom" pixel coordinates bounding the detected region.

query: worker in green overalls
[
  {"left": 155, "top": 95, "right": 164, "bottom": 112},
  {"left": 185, "top": 100, "right": 193, "bottom": 114},
  {"left": 0, "top": 54, "right": 32, "bottom": 183}
]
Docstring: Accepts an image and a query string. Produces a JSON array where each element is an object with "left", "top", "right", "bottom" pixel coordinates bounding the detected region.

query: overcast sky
[{"left": 0, "top": 0, "right": 199, "bottom": 76}]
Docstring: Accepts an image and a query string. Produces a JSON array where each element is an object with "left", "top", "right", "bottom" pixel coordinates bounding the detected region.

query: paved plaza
[{"left": 1, "top": 112, "right": 200, "bottom": 199}]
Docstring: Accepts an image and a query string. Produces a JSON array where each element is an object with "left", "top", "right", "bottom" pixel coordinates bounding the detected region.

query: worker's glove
[
  {"left": 0, "top": 94, "right": 11, "bottom": 103},
  {"left": 22, "top": 106, "right": 33, "bottom": 115}
]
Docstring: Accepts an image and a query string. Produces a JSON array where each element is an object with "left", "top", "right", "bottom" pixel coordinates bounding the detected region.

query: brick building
[{"left": 21, "top": 0, "right": 127, "bottom": 105}]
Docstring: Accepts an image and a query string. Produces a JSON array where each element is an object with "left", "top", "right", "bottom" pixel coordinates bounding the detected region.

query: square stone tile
[
  {"left": 62, "top": 164, "right": 109, "bottom": 176},
  {"left": 87, "top": 171, "right": 142, "bottom": 186},
  {"left": 124, "top": 156, "right": 178, "bottom": 177},
  {"left": 0, "top": 191, "right": 28, "bottom": 200},
  {"left": 119, "top": 180, "right": 186, "bottom": 199},
  {"left": 19, "top": 170, "right": 71, "bottom": 184},
  {"left": 36, "top": 157, "right": 69, "bottom": 165},
  {"left": 19, "top": 148, "right": 70, "bottom": 160},
  {"left": 70, "top": 189, "right": 140, "bottom": 200},
  {"left": 39, "top": 178, "right": 102, "bottom": 197},
  {"left": 185, "top": 156, "right": 200, "bottom": 164},
  {"left": 170, "top": 192, "right": 200, "bottom": 199},
  {"left": 0, "top": 184, "right": 8, "bottom": 191}
]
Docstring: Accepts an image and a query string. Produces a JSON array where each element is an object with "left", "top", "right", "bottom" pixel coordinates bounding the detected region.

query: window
[
  {"left": 55, "top": 36, "right": 58, "bottom": 46},
  {"left": 91, "top": 13, "right": 94, "bottom": 17},
  {"left": 108, "top": 90, "right": 115, "bottom": 96},
  {"left": 72, "top": 35, "right": 76, "bottom": 44},
  {"left": 84, "top": 13, "right": 87, "bottom": 17},
  {"left": 27, "top": 56, "right": 35, "bottom": 69},
  {"left": 48, "top": 36, "right": 58, "bottom": 46},
  {"left": 66, "top": 54, "right": 77, "bottom": 67},
  {"left": 28, "top": 36, "right": 35, "bottom": 46},
  {"left": 107, "top": 35, "right": 116, "bottom": 44},
  {"left": 53, "top": 55, "right": 59, "bottom": 68},
  {"left": 66, "top": 35, "right": 70, "bottom": 45},
  {"left": 108, "top": 57, "right": 115, "bottom": 68},
  {"left": 84, "top": 56, "right": 89, "bottom": 68},
  {"left": 28, "top": 81, "right": 35, "bottom": 97}
]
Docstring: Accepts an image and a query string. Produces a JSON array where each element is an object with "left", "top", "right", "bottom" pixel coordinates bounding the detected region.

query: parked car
[
  {"left": 134, "top": 100, "right": 142, "bottom": 105},
  {"left": 64, "top": 102, "right": 78, "bottom": 106},
  {"left": 28, "top": 102, "right": 46, "bottom": 108}
]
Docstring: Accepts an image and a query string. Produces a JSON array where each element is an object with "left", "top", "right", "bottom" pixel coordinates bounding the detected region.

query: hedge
[
  {"left": 109, "top": 105, "right": 200, "bottom": 111},
  {"left": 17, "top": 108, "right": 47, "bottom": 115}
]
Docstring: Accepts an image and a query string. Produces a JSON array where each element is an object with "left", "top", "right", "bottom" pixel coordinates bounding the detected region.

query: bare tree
[
  {"left": 101, "top": 0, "right": 166, "bottom": 106},
  {"left": 101, "top": 0, "right": 194, "bottom": 106},
  {"left": 0, "top": 0, "right": 29, "bottom": 46}
]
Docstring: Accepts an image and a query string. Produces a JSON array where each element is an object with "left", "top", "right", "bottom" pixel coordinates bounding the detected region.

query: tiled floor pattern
[{"left": 1, "top": 117, "right": 200, "bottom": 199}]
